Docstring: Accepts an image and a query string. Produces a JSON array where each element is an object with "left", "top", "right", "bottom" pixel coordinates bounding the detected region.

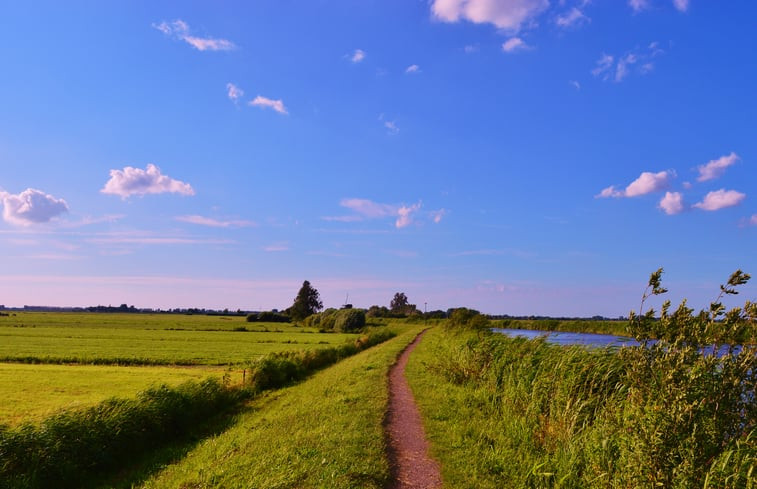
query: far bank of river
[{"left": 492, "top": 327, "right": 638, "bottom": 348}]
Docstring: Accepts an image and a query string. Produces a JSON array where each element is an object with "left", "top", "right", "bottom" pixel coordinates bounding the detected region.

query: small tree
[
  {"left": 390, "top": 292, "right": 417, "bottom": 315},
  {"left": 290, "top": 280, "right": 323, "bottom": 321}
]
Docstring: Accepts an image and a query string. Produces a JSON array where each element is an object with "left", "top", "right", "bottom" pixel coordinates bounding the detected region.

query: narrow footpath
[{"left": 385, "top": 330, "right": 443, "bottom": 489}]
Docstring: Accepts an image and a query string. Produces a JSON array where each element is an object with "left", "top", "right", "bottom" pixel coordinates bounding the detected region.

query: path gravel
[{"left": 385, "top": 330, "right": 442, "bottom": 489}]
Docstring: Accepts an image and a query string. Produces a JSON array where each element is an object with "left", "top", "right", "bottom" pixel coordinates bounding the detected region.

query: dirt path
[{"left": 385, "top": 330, "right": 442, "bottom": 489}]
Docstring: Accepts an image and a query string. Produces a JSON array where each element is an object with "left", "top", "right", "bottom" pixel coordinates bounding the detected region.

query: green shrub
[{"left": 334, "top": 308, "right": 366, "bottom": 332}]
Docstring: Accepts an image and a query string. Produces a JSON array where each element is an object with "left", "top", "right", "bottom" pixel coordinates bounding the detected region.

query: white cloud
[
  {"left": 176, "top": 215, "right": 256, "bottom": 228},
  {"left": 153, "top": 20, "right": 235, "bottom": 51},
  {"left": 502, "top": 37, "right": 530, "bottom": 53},
  {"left": 556, "top": 8, "right": 590, "bottom": 28},
  {"left": 615, "top": 54, "right": 637, "bottom": 82},
  {"left": 750, "top": 214, "right": 757, "bottom": 226},
  {"left": 592, "top": 53, "right": 614, "bottom": 78},
  {"left": 658, "top": 191, "right": 685, "bottom": 215},
  {"left": 431, "top": 0, "right": 550, "bottom": 32},
  {"left": 431, "top": 208, "right": 447, "bottom": 223},
  {"left": 597, "top": 170, "right": 673, "bottom": 198},
  {"left": 672, "top": 0, "right": 689, "bottom": 12},
  {"left": 101, "top": 164, "right": 195, "bottom": 198},
  {"left": 628, "top": 0, "right": 650, "bottom": 12},
  {"left": 405, "top": 64, "right": 421, "bottom": 74},
  {"left": 340, "top": 198, "right": 397, "bottom": 218},
  {"left": 0, "top": 188, "right": 69, "bottom": 226},
  {"left": 396, "top": 203, "right": 422, "bottom": 228},
  {"left": 384, "top": 121, "right": 400, "bottom": 135},
  {"left": 570, "top": 80, "right": 581, "bottom": 90},
  {"left": 693, "top": 189, "right": 746, "bottom": 211},
  {"left": 350, "top": 49, "right": 366, "bottom": 63},
  {"left": 263, "top": 242, "right": 289, "bottom": 252},
  {"left": 226, "top": 83, "right": 244, "bottom": 103},
  {"left": 250, "top": 96, "right": 288, "bottom": 115},
  {"left": 464, "top": 44, "right": 480, "bottom": 53},
  {"left": 696, "top": 152, "right": 740, "bottom": 182}
]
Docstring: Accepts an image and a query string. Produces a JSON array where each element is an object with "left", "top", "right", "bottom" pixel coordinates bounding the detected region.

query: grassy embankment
[
  {"left": 0, "top": 327, "right": 403, "bottom": 489},
  {"left": 135, "top": 325, "right": 424, "bottom": 489},
  {"left": 406, "top": 327, "right": 756, "bottom": 488},
  {"left": 495, "top": 318, "right": 628, "bottom": 336}
]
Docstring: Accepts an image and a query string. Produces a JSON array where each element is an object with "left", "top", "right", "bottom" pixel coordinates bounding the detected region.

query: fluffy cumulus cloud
[
  {"left": 502, "top": 37, "right": 529, "bottom": 53},
  {"left": 249, "top": 96, "right": 288, "bottom": 114},
  {"left": 431, "top": 0, "right": 550, "bottom": 32},
  {"left": 750, "top": 214, "right": 757, "bottom": 226},
  {"left": 658, "top": 191, "right": 685, "bottom": 215},
  {"left": 405, "top": 64, "right": 420, "bottom": 74},
  {"left": 693, "top": 189, "right": 746, "bottom": 211},
  {"left": 0, "top": 188, "right": 69, "bottom": 226},
  {"left": 175, "top": 215, "right": 255, "bottom": 228},
  {"left": 101, "top": 164, "right": 195, "bottom": 199},
  {"left": 153, "top": 20, "right": 235, "bottom": 51},
  {"left": 696, "top": 152, "right": 740, "bottom": 182},
  {"left": 597, "top": 170, "right": 674, "bottom": 198}
]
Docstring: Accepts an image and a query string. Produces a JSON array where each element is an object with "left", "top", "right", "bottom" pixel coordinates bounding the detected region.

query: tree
[
  {"left": 290, "top": 280, "right": 323, "bottom": 321},
  {"left": 390, "top": 292, "right": 409, "bottom": 314}
]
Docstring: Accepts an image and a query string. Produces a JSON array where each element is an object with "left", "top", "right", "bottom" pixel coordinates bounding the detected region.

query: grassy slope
[
  {"left": 0, "top": 363, "right": 227, "bottom": 426},
  {"left": 137, "top": 325, "right": 424, "bottom": 489}
]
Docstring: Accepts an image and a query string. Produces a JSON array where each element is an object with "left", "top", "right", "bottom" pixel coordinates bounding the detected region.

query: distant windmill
[{"left": 342, "top": 293, "right": 353, "bottom": 309}]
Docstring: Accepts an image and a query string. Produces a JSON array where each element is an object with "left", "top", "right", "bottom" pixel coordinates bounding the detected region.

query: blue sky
[{"left": 1, "top": 0, "right": 755, "bottom": 316}]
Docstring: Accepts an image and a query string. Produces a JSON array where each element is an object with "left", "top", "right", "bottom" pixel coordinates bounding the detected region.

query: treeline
[{"left": 0, "top": 329, "right": 396, "bottom": 489}]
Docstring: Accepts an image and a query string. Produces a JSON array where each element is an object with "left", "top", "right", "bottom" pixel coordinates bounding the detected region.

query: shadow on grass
[{"left": 89, "top": 403, "right": 251, "bottom": 489}]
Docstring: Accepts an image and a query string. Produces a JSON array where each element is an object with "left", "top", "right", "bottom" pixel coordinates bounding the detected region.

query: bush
[
  {"left": 446, "top": 307, "right": 489, "bottom": 330},
  {"left": 0, "top": 379, "right": 245, "bottom": 489},
  {"left": 334, "top": 308, "right": 366, "bottom": 332},
  {"left": 246, "top": 311, "right": 290, "bottom": 323}
]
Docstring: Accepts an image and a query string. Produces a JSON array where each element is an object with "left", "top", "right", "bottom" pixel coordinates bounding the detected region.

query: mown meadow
[{"left": 0, "top": 307, "right": 404, "bottom": 489}]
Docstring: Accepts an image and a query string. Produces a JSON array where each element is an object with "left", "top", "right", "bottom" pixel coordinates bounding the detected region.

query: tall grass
[{"left": 406, "top": 328, "right": 756, "bottom": 488}]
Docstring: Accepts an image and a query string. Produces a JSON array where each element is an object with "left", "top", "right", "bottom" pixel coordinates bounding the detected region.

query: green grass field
[
  {"left": 0, "top": 311, "right": 308, "bottom": 331},
  {"left": 0, "top": 363, "right": 230, "bottom": 426}
]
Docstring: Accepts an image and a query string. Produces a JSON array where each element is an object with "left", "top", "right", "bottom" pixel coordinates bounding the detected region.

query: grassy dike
[
  {"left": 137, "top": 325, "right": 425, "bottom": 489},
  {"left": 405, "top": 327, "right": 756, "bottom": 488}
]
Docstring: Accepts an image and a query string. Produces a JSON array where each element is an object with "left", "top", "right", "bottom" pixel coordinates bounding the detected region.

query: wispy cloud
[
  {"left": 597, "top": 170, "right": 674, "bottom": 198},
  {"left": 431, "top": 0, "right": 550, "bottom": 32},
  {"left": 153, "top": 19, "right": 235, "bottom": 51},
  {"left": 263, "top": 242, "right": 289, "bottom": 252},
  {"left": 88, "top": 235, "right": 235, "bottom": 246},
  {"left": 101, "top": 164, "right": 195, "bottom": 199},
  {"left": 693, "top": 189, "right": 746, "bottom": 211},
  {"left": 175, "top": 215, "right": 256, "bottom": 228},
  {"left": 326, "top": 198, "right": 425, "bottom": 229},
  {"left": 464, "top": 44, "right": 479, "bottom": 53},
  {"left": 350, "top": 49, "right": 366, "bottom": 63},
  {"left": 431, "top": 208, "right": 447, "bottom": 223},
  {"left": 658, "top": 191, "right": 685, "bottom": 215},
  {"left": 593, "top": 43, "right": 664, "bottom": 82},
  {"left": 748, "top": 214, "right": 757, "bottom": 227},
  {"left": 249, "top": 95, "right": 288, "bottom": 115},
  {"left": 405, "top": 64, "right": 421, "bottom": 74},
  {"left": 502, "top": 37, "right": 530, "bottom": 53},
  {"left": 556, "top": 7, "right": 590, "bottom": 28},
  {"left": 226, "top": 83, "right": 244, "bottom": 103},
  {"left": 696, "top": 152, "right": 740, "bottom": 182},
  {"left": 628, "top": 0, "right": 650, "bottom": 12},
  {"left": 673, "top": 0, "right": 690, "bottom": 12},
  {"left": 384, "top": 120, "right": 400, "bottom": 135},
  {"left": 569, "top": 80, "right": 581, "bottom": 90},
  {"left": 0, "top": 188, "right": 69, "bottom": 226}
]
